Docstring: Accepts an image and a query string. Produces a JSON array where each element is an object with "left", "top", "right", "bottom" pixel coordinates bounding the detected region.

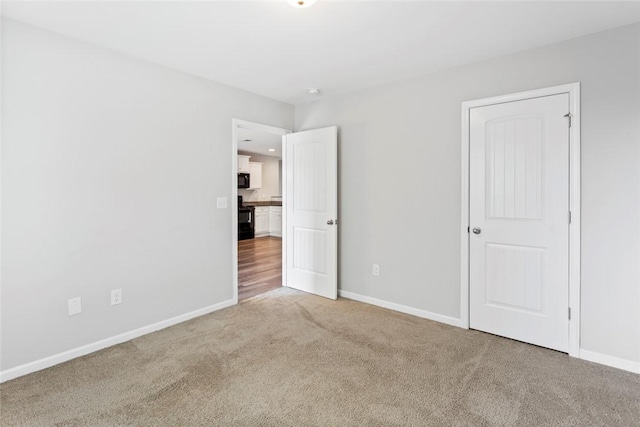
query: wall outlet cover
[
  {"left": 373, "top": 264, "right": 380, "bottom": 276},
  {"left": 111, "top": 289, "right": 122, "bottom": 305}
]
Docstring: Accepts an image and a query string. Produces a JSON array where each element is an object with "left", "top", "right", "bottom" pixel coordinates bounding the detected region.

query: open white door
[{"left": 284, "top": 126, "right": 338, "bottom": 299}]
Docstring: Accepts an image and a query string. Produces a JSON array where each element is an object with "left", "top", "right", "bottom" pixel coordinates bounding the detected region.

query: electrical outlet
[
  {"left": 111, "top": 289, "right": 122, "bottom": 305},
  {"left": 372, "top": 264, "right": 380, "bottom": 276},
  {"left": 68, "top": 297, "right": 82, "bottom": 316}
]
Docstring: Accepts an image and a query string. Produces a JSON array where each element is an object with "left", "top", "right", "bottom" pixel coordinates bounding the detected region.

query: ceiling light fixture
[
  {"left": 268, "top": 148, "right": 276, "bottom": 152},
  {"left": 287, "top": 0, "right": 318, "bottom": 8},
  {"left": 307, "top": 88, "right": 320, "bottom": 95}
]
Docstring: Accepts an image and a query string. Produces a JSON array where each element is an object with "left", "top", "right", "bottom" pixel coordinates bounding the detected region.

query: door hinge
[
  {"left": 569, "top": 211, "right": 572, "bottom": 224},
  {"left": 467, "top": 226, "right": 470, "bottom": 233},
  {"left": 564, "top": 112, "right": 572, "bottom": 127},
  {"left": 568, "top": 307, "right": 571, "bottom": 320}
]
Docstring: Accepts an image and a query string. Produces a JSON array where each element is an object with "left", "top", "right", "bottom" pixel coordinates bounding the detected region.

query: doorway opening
[{"left": 232, "top": 119, "right": 291, "bottom": 303}]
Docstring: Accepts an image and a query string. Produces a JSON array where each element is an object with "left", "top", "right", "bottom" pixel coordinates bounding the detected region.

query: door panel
[
  {"left": 485, "top": 243, "right": 544, "bottom": 314},
  {"left": 470, "top": 94, "right": 569, "bottom": 352},
  {"left": 285, "top": 127, "right": 337, "bottom": 300},
  {"left": 293, "top": 227, "right": 327, "bottom": 275},
  {"left": 293, "top": 141, "right": 327, "bottom": 212},
  {"left": 486, "top": 117, "right": 543, "bottom": 220}
]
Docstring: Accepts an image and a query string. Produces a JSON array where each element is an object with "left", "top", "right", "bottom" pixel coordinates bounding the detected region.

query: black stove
[{"left": 238, "top": 196, "right": 255, "bottom": 240}]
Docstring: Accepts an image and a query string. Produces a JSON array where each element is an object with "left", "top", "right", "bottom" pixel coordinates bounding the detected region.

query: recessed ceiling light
[
  {"left": 242, "top": 139, "right": 252, "bottom": 142},
  {"left": 307, "top": 88, "right": 320, "bottom": 95},
  {"left": 268, "top": 148, "right": 276, "bottom": 152}
]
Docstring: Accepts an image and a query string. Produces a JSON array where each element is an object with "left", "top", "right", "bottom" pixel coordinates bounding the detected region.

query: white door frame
[
  {"left": 460, "top": 83, "right": 581, "bottom": 357},
  {"left": 231, "top": 119, "right": 291, "bottom": 304}
]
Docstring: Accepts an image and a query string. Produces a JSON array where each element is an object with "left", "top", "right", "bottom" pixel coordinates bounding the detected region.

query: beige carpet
[{"left": 2, "top": 288, "right": 639, "bottom": 426}]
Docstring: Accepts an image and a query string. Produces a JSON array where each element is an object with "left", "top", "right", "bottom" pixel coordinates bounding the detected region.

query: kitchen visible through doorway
[{"left": 234, "top": 121, "right": 289, "bottom": 301}]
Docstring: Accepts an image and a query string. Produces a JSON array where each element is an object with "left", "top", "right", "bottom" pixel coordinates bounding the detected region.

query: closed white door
[
  {"left": 469, "top": 94, "right": 570, "bottom": 352},
  {"left": 284, "top": 126, "right": 338, "bottom": 300}
]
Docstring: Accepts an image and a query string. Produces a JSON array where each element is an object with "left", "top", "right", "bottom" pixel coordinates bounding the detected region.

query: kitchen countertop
[{"left": 243, "top": 201, "right": 282, "bottom": 207}]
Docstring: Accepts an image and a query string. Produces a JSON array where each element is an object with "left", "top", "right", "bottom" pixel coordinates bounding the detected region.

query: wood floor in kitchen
[{"left": 238, "top": 236, "right": 282, "bottom": 301}]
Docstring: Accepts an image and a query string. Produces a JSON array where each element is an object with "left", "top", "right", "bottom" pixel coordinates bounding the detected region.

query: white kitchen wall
[
  {"left": 238, "top": 152, "right": 281, "bottom": 202},
  {"left": 296, "top": 23, "right": 640, "bottom": 366},
  {"left": 1, "top": 19, "right": 293, "bottom": 372}
]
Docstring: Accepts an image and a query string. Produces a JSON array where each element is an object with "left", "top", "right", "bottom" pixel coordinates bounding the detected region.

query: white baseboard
[
  {"left": 4, "top": 294, "right": 637, "bottom": 382},
  {"left": 579, "top": 349, "right": 640, "bottom": 374},
  {"left": 338, "top": 291, "right": 640, "bottom": 375},
  {"left": 0, "top": 299, "right": 236, "bottom": 383},
  {"left": 338, "top": 290, "right": 464, "bottom": 328}
]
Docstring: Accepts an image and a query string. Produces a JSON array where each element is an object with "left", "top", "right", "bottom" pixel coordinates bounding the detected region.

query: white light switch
[
  {"left": 217, "top": 197, "right": 228, "bottom": 209},
  {"left": 68, "top": 297, "right": 82, "bottom": 316}
]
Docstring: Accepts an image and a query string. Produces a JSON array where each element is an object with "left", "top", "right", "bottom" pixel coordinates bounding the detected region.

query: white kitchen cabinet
[
  {"left": 254, "top": 207, "right": 270, "bottom": 236},
  {"left": 238, "top": 155, "right": 251, "bottom": 173},
  {"left": 248, "top": 162, "right": 263, "bottom": 189},
  {"left": 269, "top": 206, "right": 282, "bottom": 237}
]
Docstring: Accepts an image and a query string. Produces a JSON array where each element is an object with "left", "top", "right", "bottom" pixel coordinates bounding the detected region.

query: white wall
[
  {"left": 238, "top": 152, "right": 281, "bottom": 202},
  {"left": 296, "top": 24, "right": 640, "bottom": 365},
  {"left": 1, "top": 19, "right": 293, "bottom": 371}
]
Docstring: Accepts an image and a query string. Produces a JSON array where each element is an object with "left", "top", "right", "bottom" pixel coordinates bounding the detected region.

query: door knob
[
  {"left": 327, "top": 220, "right": 334, "bottom": 225},
  {"left": 472, "top": 227, "right": 481, "bottom": 234}
]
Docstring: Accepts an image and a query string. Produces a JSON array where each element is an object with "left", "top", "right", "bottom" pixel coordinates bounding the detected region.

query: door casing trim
[{"left": 460, "top": 83, "right": 581, "bottom": 357}]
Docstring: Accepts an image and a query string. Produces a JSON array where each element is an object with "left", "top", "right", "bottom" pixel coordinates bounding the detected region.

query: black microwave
[{"left": 238, "top": 173, "right": 250, "bottom": 189}]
